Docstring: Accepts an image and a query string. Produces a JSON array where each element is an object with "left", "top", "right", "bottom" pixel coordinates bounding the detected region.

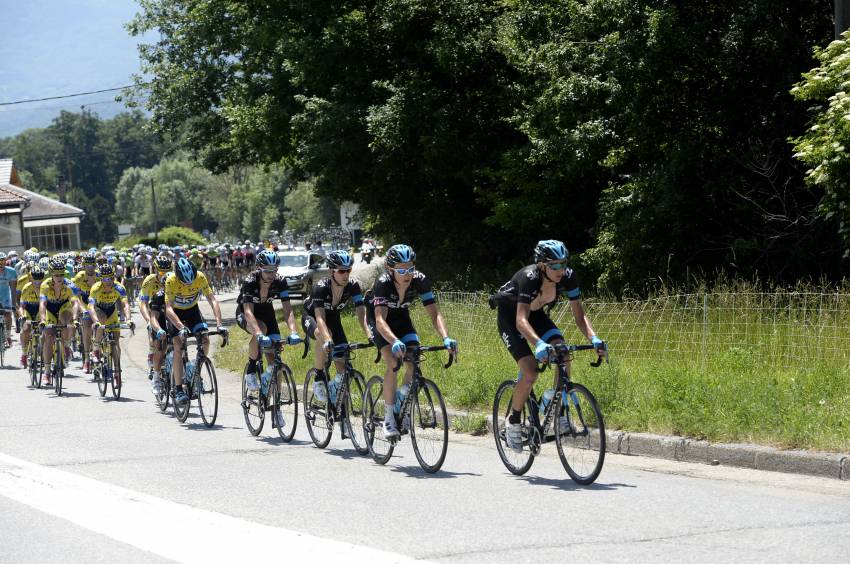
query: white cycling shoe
[
  {"left": 505, "top": 421, "right": 524, "bottom": 453},
  {"left": 312, "top": 380, "right": 328, "bottom": 403}
]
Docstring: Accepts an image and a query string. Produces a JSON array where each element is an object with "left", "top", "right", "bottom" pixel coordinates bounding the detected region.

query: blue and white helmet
[
  {"left": 174, "top": 257, "right": 197, "bottom": 284},
  {"left": 386, "top": 244, "right": 415, "bottom": 267},
  {"left": 255, "top": 249, "right": 279, "bottom": 268},
  {"left": 534, "top": 239, "right": 568, "bottom": 263},
  {"left": 326, "top": 250, "right": 353, "bottom": 269}
]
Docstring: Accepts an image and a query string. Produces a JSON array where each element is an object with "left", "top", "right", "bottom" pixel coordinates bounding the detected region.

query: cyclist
[
  {"left": 139, "top": 255, "right": 172, "bottom": 394},
  {"left": 17, "top": 265, "right": 46, "bottom": 367},
  {"left": 302, "top": 250, "right": 369, "bottom": 404},
  {"left": 164, "top": 257, "right": 226, "bottom": 406},
  {"left": 72, "top": 252, "right": 99, "bottom": 372},
  {"left": 88, "top": 264, "right": 133, "bottom": 372},
  {"left": 0, "top": 252, "right": 18, "bottom": 348},
  {"left": 491, "top": 239, "right": 606, "bottom": 452},
  {"left": 39, "top": 258, "right": 79, "bottom": 385},
  {"left": 235, "top": 250, "right": 301, "bottom": 413},
  {"left": 367, "top": 244, "right": 457, "bottom": 438}
]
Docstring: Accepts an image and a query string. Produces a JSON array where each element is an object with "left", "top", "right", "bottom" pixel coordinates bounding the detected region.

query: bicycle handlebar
[
  {"left": 392, "top": 344, "right": 456, "bottom": 373},
  {"left": 181, "top": 326, "right": 229, "bottom": 347},
  {"left": 536, "top": 342, "right": 608, "bottom": 372},
  {"left": 259, "top": 337, "right": 309, "bottom": 359}
]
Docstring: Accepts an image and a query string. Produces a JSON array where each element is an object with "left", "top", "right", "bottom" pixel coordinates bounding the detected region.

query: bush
[{"left": 111, "top": 226, "right": 208, "bottom": 249}]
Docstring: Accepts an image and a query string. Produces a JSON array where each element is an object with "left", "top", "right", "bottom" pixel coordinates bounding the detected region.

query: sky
[{"left": 0, "top": 0, "right": 153, "bottom": 137}]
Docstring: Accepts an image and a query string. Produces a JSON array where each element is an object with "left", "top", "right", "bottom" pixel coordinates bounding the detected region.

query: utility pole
[
  {"left": 837, "top": 0, "right": 850, "bottom": 39},
  {"left": 151, "top": 178, "right": 159, "bottom": 245}
]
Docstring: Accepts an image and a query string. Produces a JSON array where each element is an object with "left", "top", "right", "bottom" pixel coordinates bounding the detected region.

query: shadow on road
[
  {"left": 50, "top": 392, "right": 90, "bottom": 398},
  {"left": 516, "top": 474, "right": 636, "bottom": 491},
  {"left": 101, "top": 396, "right": 145, "bottom": 403},
  {"left": 256, "top": 436, "right": 310, "bottom": 447},
  {"left": 390, "top": 465, "right": 482, "bottom": 480},
  {"left": 322, "top": 447, "right": 369, "bottom": 461}
]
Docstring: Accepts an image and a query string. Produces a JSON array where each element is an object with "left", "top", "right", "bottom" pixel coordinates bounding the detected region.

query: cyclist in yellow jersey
[
  {"left": 72, "top": 252, "right": 99, "bottom": 373},
  {"left": 164, "top": 257, "right": 225, "bottom": 406},
  {"left": 17, "top": 266, "right": 46, "bottom": 368},
  {"left": 88, "top": 263, "right": 132, "bottom": 370},
  {"left": 39, "top": 258, "right": 79, "bottom": 385},
  {"left": 139, "top": 255, "right": 172, "bottom": 394}
]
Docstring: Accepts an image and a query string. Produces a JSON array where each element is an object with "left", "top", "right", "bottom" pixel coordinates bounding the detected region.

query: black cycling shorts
[
  {"left": 236, "top": 306, "right": 281, "bottom": 339},
  {"left": 166, "top": 306, "right": 207, "bottom": 337},
  {"left": 496, "top": 304, "right": 562, "bottom": 361},
  {"left": 302, "top": 310, "right": 347, "bottom": 346},
  {"left": 367, "top": 311, "right": 419, "bottom": 351}
]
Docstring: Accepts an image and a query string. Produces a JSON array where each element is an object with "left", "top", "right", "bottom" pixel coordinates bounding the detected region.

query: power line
[{"left": 0, "top": 84, "right": 148, "bottom": 107}]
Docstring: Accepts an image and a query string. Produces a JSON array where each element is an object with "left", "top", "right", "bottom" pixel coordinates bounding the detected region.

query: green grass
[{"left": 216, "top": 288, "right": 850, "bottom": 452}]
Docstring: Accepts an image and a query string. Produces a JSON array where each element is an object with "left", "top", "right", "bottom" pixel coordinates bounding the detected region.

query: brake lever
[{"left": 302, "top": 338, "right": 310, "bottom": 359}]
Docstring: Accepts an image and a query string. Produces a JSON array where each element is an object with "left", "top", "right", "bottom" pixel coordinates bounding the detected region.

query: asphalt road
[{"left": 0, "top": 281, "right": 849, "bottom": 563}]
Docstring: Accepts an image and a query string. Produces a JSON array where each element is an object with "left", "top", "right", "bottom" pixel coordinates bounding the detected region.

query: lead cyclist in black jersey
[
  {"left": 367, "top": 244, "right": 458, "bottom": 439},
  {"left": 302, "top": 250, "right": 370, "bottom": 402},
  {"left": 491, "top": 240, "right": 606, "bottom": 452}
]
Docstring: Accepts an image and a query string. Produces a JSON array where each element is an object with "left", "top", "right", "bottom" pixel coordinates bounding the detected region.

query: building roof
[
  {"left": 0, "top": 183, "right": 84, "bottom": 220},
  {"left": 0, "top": 159, "right": 21, "bottom": 186},
  {"left": 0, "top": 184, "right": 29, "bottom": 206}
]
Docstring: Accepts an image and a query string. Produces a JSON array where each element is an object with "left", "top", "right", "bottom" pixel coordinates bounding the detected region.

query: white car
[{"left": 277, "top": 251, "right": 329, "bottom": 298}]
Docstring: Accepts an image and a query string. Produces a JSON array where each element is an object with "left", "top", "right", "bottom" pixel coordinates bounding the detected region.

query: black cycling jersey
[
  {"left": 368, "top": 271, "right": 435, "bottom": 320},
  {"left": 235, "top": 271, "right": 291, "bottom": 317},
  {"left": 491, "top": 265, "right": 580, "bottom": 308},
  {"left": 304, "top": 278, "right": 364, "bottom": 315}
]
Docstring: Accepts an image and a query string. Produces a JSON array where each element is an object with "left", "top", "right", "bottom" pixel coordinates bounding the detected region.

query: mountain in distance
[{"left": 0, "top": 0, "right": 152, "bottom": 138}]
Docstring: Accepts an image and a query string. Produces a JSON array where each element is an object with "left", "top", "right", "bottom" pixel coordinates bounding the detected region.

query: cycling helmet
[
  {"left": 49, "top": 258, "right": 65, "bottom": 275},
  {"left": 174, "top": 257, "right": 197, "bottom": 284},
  {"left": 255, "top": 249, "right": 279, "bottom": 268},
  {"left": 385, "top": 244, "right": 415, "bottom": 267},
  {"left": 0, "top": 252, "right": 7, "bottom": 261},
  {"left": 38, "top": 257, "right": 50, "bottom": 270},
  {"left": 29, "top": 266, "right": 46, "bottom": 281},
  {"left": 326, "top": 250, "right": 353, "bottom": 269},
  {"left": 82, "top": 252, "right": 97, "bottom": 266},
  {"left": 154, "top": 255, "right": 173, "bottom": 272},
  {"left": 533, "top": 239, "right": 568, "bottom": 263},
  {"left": 97, "top": 264, "right": 115, "bottom": 278}
]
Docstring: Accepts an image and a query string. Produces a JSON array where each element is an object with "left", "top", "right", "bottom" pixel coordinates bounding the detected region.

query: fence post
[{"left": 701, "top": 292, "right": 708, "bottom": 372}]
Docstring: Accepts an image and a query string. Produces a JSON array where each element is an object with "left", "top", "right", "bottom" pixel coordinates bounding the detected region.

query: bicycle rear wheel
[
  {"left": 110, "top": 354, "right": 122, "bottom": 399},
  {"left": 196, "top": 358, "right": 219, "bottom": 427},
  {"left": 173, "top": 369, "right": 191, "bottom": 423},
  {"left": 156, "top": 370, "right": 171, "bottom": 413},
  {"left": 493, "top": 380, "right": 535, "bottom": 475},
  {"left": 362, "top": 375, "right": 393, "bottom": 464},
  {"left": 343, "top": 370, "right": 369, "bottom": 455},
  {"left": 95, "top": 358, "right": 107, "bottom": 397},
  {"left": 53, "top": 347, "right": 63, "bottom": 397},
  {"left": 29, "top": 339, "right": 42, "bottom": 389},
  {"left": 555, "top": 383, "right": 605, "bottom": 485},
  {"left": 409, "top": 377, "right": 449, "bottom": 473},
  {"left": 303, "top": 368, "right": 332, "bottom": 448},
  {"left": 0, "top": 323, "right": 6, "bottom": 367},
  {"left": 241, "top": 364, "right": 264, "bottom": 436},
  {"left": 274, "top": 363, "right": 298, "bottom": 441}
]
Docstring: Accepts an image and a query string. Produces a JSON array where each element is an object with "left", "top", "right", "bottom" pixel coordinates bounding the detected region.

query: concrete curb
[{"left": 478, "top": 414, "right": 849, "bottom": 481}]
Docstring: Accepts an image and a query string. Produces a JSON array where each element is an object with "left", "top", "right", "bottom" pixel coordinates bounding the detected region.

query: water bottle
[
  {"left": 329, "top": 374, "right": 342, "bottom": 405},
  {"left": 394, "top": 383, "right": 410, "bottom": 414},
  {"left": 164, "top": 351, "right": 173, "bottom": 376},
  {"left": 539, "top": 389, "right": 555, "bottom": 414},
  {"left": 260, "top": 368, "right": 272, "bottom": 396},
  {"left": 184, "top": 361, "right": 195, "bottom": 384}
]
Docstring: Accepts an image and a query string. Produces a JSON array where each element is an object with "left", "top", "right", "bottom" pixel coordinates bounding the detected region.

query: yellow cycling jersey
[
  {"left": 17, "top": 272, "right": 30, "bottom": 291},
  {"left": 18, "top": 281, "right": 42, "bottom": 305},
  {"left": 139, "top": 273, "right": 165, "bottom": 302},
  {"left": 164, "top": 271, "right": 213, "bottom": 310},
  {"left": 72, "top": 270, "right": 99, "bottom": 296},
  {"left": 39, "top": 278, "right": 79, "bottom": 315},
  {"left": 88, "top": 281, "right": 128, "bottom": 312}
]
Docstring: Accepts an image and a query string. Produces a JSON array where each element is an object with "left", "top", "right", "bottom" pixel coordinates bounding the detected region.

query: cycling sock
[
  {"left": 509, "top": 409, "right": 522, "bottom": 424},
  {"left": 247, "top": 359, "right": 258, "bottom": 374}
]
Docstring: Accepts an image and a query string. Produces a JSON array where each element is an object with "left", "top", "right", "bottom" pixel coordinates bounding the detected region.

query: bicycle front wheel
[
  {"left": 110, "top": 354, "right": 122, "bottom": 399},
  {"left": 343, "top": 370, "right": 369, "bottom": 455},
  {"left": 493, "top": 380, "right": 535, "bottom": 476},
  {"left": 29, "top": 341, "right": 42, "bottom": 389},
  {"left": 362, "top": 375, "right": 393, "bottom": 465},
  {"left": 555, "top": 383, "right": 605, "bottom": 485},
  {"left": 156, "top": 370, "right": 171, "bottom": 413},
  {"left": 0, "top": 323, "right": 6, "bottom": 367},
  {"left": 409, "top": 378, "right": 449, "bottom": 473},
  {"left": 53, "top": 354, "right": 63, "bottom": 397},
  {"left": 303, "top": 368, "right": 332, "bottom": 448},
  {"left": 241, "top": 364, "right": 264, "bottom": 436},
  {"left": 196, "top": 358, "right": 219, "bottom": 428},
  {"left": 274, "top": 363, "right": 298, "bottom": 441}
]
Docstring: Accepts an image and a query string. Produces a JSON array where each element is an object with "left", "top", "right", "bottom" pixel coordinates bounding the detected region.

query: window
[
  {"left": 25, "top": 223, "right": 79, "bottom": 251},
  {"left": 0, "top": 213, "right": 23, "bottom": 247}
]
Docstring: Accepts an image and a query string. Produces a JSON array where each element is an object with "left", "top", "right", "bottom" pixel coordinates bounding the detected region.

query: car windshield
[{"left": 278, "top": 253, "right": 309, "bottom": 268}]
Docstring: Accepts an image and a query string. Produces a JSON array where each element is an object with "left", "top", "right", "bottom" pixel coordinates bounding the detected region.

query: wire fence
[{"left": 412, "top": 291, "right": 850, "bottom": 368}]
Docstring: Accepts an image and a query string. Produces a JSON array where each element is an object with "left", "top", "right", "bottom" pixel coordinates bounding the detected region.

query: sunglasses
[
  {"left": 546, "top": 260, "right": 568, "bottom": 270},
  {"left": 101, "top": 277, "right": 114, "bottom": 284},
  {"left": 393, "top": 266, "right": 416, "bottom": 275},
  {"left": 260, "top": 267, "right": 277, "bottom": 273}
]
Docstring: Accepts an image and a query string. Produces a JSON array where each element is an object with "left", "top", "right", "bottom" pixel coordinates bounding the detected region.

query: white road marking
[{"left": 0, "top": 452, "right": 424, "bottom": 563}]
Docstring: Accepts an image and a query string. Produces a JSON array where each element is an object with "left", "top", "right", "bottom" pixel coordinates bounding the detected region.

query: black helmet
[
  {"left": 385, "top": 244, "right": 415, "bottom": 267},
  {"left": 154, "top": 255, "right": 173, "bottom": 272},
  {"left": 533, "top": 239, "right": 568, "bottom": 263},
  {"left": 81, "top": 252, "right": 97, "bottom": 266},
  {"left": 29, "top": 266, "right": 46, "bottom": 281},
  {"left": 326, "top": 250, "right": 353, "bottom": 269}
]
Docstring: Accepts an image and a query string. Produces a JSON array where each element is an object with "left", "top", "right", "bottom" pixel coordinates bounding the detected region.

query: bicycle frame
[
  {"left": 389, "top": 345, "right": 454, "bottom": 436},
  {"left": 322, "top": 342, "right": 373, "bottom": 418}
]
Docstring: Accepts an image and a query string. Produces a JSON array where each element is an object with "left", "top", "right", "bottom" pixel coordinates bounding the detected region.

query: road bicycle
[
  {"left": 303, "top": 341, "right": 372, "bottom": 453},
  {"left": 43, "top": 324, "right": 70, "bottom": 397},
  {"left": 240, "top": 339, "right": 303, "bottom": 441},
  {"left": 362, "top": 344, "right": 454, "bottom": 473},
  {"left": 93, "top": 322, "right": 135, "bottom": 399},
  {"left": 0, "top": 307, "right": 13, "bottom": 367},
  {"left": 493, "top": 343, "right": 607, "bottom": 484},
  {"left": 22, "top": 319, "right": 42, "bottom": 388},
  {"left": 173, "top": 327, "right": 228, "bottom": 427}
]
